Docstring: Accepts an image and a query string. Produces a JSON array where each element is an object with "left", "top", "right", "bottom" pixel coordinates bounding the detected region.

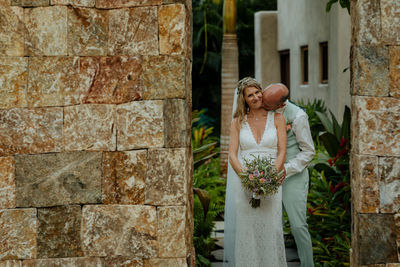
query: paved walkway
[{"left": 210, "top": 221, "right": 300, "bottom": 267}]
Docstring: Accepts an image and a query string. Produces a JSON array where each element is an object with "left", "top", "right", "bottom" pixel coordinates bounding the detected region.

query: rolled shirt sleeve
[{"left": 283, "top": 111, "right": 315, "bottom": 178}]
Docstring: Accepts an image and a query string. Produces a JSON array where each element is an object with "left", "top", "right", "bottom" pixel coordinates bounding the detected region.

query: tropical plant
[
  {"left": 296, "top": 99, "right": 328, "bottom": 141},
  {"left": 326, "top": 0, "right": 350, "bottom": 14},
  {"left": 306, "top": 105, "right": 351, "bottom": 265},
  {"left": 192, "top": 109, "right": 226, "bottom": 266}
]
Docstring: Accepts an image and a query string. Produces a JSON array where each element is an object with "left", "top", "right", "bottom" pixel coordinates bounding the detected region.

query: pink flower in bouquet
[
  {"left": 260, "top": 178, "right": 266, "bottom": 184},
  {"left": 249, "top": 174, "right": 254, "bottom": 180},
  {"left": 260, "top": 171, "right": 264, "bottom": 176}
]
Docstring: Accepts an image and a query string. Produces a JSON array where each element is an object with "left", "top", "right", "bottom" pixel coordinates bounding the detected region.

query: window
[
  {"left": 279, "top": 50, "right": 290, "bottom": 93},
  {"left": 320, "top": 42, "right": 328, "bottom": 83},
  {"left": 301, "top": 46, "right": 308, "bottom": 84}
]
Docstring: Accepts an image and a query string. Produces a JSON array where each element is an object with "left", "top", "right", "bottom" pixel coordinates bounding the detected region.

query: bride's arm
[
  {"left": 274, "top": 113, "right": 287, "bottom": 172},
  {"left": 228, "top": 118, "right": 243, "bottom": 175}
]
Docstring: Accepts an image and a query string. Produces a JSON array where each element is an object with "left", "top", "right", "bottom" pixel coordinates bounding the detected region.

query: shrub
[{"left": 192, "top": 110, "right": 226, "bottom": 266}]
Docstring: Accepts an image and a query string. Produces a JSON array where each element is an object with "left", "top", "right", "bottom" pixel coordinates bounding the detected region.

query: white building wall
[{"left": 272, "top": 0, "right": 351, "bottom": 119}]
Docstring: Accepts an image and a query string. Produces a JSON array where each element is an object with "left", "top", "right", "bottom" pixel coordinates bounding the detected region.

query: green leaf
[
  {"left": 193, "top": 141, "right": 219, "bottom": 154},
  {"left": 330, "top": 111, "right": 341, "bottom": 141},
  {"left": 319, "top": 132, "right": 340, "bottom": 157},
  {"left": 313, "top": 163, "right": 339, "bottom": 180},
  {"left": 326, "top": 0, "right": 337, "bottom": 12},
  {"left": 194, "top": 152, "right": 220, "bottom": 169},
  {"left": 316, "top": 111, "right": 333, "bottom": 134},
  {"left": 340, "top": 106, "right": 351, "bottom": 141}
]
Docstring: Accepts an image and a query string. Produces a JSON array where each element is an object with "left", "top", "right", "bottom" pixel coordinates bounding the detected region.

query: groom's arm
[{"left": 284, "top": 111, "right": 315, "bottom": 178}]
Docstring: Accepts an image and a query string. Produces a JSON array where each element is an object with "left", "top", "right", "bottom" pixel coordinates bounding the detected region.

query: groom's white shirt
[{"left": 281, "top": 103, "right": 315, "bottom": 178}]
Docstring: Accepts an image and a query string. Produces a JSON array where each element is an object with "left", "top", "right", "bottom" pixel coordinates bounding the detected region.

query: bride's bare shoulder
[{"left": 273, "top": 112, "right": 285, "bottom": 125}]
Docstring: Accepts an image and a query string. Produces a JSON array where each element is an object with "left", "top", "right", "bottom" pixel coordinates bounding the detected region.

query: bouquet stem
[{"left": 250, "top": 193, "right": 261, "bottom": 208}]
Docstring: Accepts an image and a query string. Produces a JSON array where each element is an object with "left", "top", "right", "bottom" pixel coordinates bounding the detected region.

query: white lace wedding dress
[{"left": 223, "top": 111, "right": 287, "bottom": 267}]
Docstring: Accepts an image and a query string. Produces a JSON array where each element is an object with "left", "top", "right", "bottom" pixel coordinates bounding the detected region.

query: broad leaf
[
  {"left": 340, "top": 106, "right": 351, "bottom": 141},
  {"left": 319, "top": 132, "right": 340, "bottom": 157},
  {"left": 313, "top": 163, "right": 339, "bottom": 180},
  {"left": 330, "top": 110, "right": 341, "bottom": 141},
  {"left": 316, "top": 111, "right": 333, "bottom": 134}
]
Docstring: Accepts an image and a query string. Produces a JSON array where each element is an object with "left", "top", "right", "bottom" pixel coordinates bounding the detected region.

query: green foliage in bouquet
[
  {"left": 192, "top": 109, "right": 226, "bottom": 266},
  {"left": 239, "top": 155, "right": 280, "bottom": 208}
]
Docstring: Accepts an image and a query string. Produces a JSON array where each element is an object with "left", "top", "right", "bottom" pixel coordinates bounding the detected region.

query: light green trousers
[{"left": 282, "top": 168, "right": 314, "bottom": 267}]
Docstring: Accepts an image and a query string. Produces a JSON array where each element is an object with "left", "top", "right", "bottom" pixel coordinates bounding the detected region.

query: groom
[{"left": 262, "top": 83, "right": 315, "bottom": 267}]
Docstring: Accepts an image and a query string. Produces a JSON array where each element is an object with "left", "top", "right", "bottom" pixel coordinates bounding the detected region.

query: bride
[{"left": 223, "top": 77, "right": 287, "bottom": 266}]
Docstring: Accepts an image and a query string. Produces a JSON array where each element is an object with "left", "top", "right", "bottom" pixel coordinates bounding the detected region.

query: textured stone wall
[
  {"left": 0, "top": 0, "right": 193, "bottom": 266},
  {"left": 351, "top": 0, "right": 400, "bottom": 266}
]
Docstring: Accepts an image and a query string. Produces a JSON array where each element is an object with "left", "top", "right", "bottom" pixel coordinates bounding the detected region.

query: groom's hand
[{"left": 279, "top": 168, "right": 286, "bottom": 184}]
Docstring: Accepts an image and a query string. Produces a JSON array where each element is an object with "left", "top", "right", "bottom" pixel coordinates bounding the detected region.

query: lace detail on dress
[{"left": 224, "top": 111, "right": 287, "bottom": 267}]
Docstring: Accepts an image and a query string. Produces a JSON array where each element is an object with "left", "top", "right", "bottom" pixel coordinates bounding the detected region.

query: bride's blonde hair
[{"left": 233, "top": 77, "right": 262, "bottom": 127}]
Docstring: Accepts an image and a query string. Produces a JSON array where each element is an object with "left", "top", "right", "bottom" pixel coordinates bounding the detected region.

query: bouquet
[{"left": 239, "top": 155, "right": 282, "bottom": 208}]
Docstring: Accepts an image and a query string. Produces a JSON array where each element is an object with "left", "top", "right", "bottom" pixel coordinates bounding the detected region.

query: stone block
[
  {"left": 163, "top": 99, "right": 190, "bottom": 147},
  {"left": 351, "top": 154, "right": 379, "bottom": 213},
  {"left": 64, "top": 104, "right": 116, "bottom": 151},
  {"left": 0, "top": 260, "right": 21, "bottom": 267},
  {"left": 81, "top": 205, "right": 157, "bottom": 257},
  {"left": 0, "top": 0, "right": 10, "bottom": 6},
  {"left": 27, "top": 56, "right": 80, "bottom": 107},
  {"left": 387, "top": 264, "right": 400, "bottom": 267},
  {"left": 0, "top": 7, "right": 24, "bottom": 56},
  {"left": 68, "top": 8, "right": 108, "bottom": 56},
  {"left": 11, "top": 0, "right": 48, "bottom": 6},
  {"left": 0, "top": 107, "right": 63, "bottom": 156},
  {"left": 15, "top": 152, "right": 102, "bottom": 207},
  {"left": 0, "top": 57, "right": 27, "bottom": 109},
  {"left": 381, "top": 0, "right": 400, "bottom": 44},
  {"left": 116, "top": 101, "right": 163, "bottom": 150},
  {"left": 158, "top": 4, "right": 186, "bottom": 55},
  {"left": 157, "top": 206, "right": 186, "bottom": 257},
  {"left": 353, "top": 46, "right": 389, "bottom": 96},
  {"left": 104, "top": 257, "right": 143, "bottom": 267},
  {"left": 0, "top": 209, "right": 37, "bottom": 260},
  {"left": 389, "top": 46, "right": 400, "bottom": 98},
  {"left": 24, "top": 6, "right": 67, "bottom": 56},
  {"left": 22, "top": 257, "right": 103, "bottom": 266},
  {"left": 358, "top": 213, "right": 397, "bottom": 265},
  {"left": 37, "top": 206, "right": 82, "bottom": 258},
  {"left": 145, "top": 148, "right": 186, "bottom": 205},
  {"left": 108, "top": 7, "right": 158, "bottom": 56},
  {"left": 379, "top": 157, "right": 400, "bottom": 213},
  {"left": 51, "top": 0, "right": 95, "bottom": 7},
  {"left": 352, "top": 0, "right": 381, "bottom": 45},
  {"left": 146, "top": 258, "right": 187, "bottom": 267},
  {"left": 96, "top": 0, "right": 161, "bottom": 9},
  {"left": 394, "top": 213, "right": 400, "bottom": 262},
  {"left": 352, "top": 96, "right": 400, "bottom": 156},
  {"left": 102, "top": 150, "right": 147, "bottom": 204},
  {"left": 141, "top": 56, "right": 186, "bottom": 99},
  {"left": 80, "top": 56, "right": 142, "bottom": 104},
  {"left": 0, "top": 157, "right": 15, "bottom": 209}
]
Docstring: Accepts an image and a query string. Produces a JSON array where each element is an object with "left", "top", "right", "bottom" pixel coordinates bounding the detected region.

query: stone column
[
  {"left": 351, "top": 0, "right": 400, "bottom": 266},
  {"left": 0, "top": 0, "right": 193, "bottom": 266}
]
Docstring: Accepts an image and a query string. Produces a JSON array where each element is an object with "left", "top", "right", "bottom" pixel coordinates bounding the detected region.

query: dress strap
[{"left": 267, "top": 111, "right": 275, "bottom": 129}]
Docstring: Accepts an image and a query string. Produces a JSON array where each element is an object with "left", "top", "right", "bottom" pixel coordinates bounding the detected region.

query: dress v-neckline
[{"left": 245, "top": 113, "right": 269, "bottom": 145}]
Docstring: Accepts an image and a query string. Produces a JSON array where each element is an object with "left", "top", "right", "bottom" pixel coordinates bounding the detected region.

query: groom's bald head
[{"left": 262, "top": 83, "right": 289, "bottom": 111}]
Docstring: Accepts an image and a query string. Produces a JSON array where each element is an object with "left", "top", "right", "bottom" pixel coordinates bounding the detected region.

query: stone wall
[
  {"left": 0, "top": 0, "right": 193, "bottom": 266},
  {"left": 351, "top": 0, "right": 400, "bottom": 266}
]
